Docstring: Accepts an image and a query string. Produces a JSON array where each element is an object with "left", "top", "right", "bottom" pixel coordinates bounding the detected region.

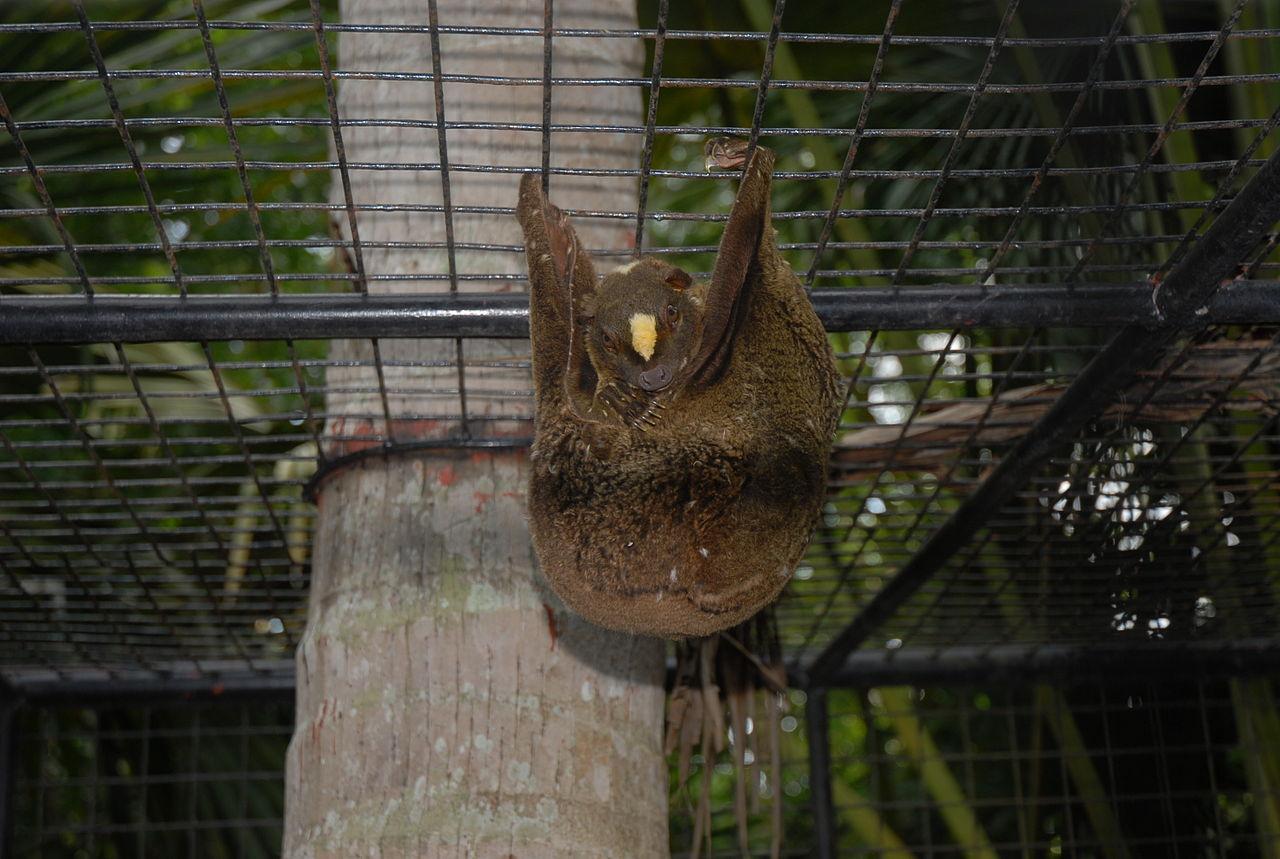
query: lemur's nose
[{"left": 638, "top": 366, "right": 671, "bottom": 392}]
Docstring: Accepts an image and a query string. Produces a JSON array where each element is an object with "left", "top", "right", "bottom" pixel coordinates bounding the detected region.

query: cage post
[
  {"left": 0, "top": 683, "right": 18, "bottom": 852},
  {"left": 806, "top": 688, "right": 836, "bottom": 859}
]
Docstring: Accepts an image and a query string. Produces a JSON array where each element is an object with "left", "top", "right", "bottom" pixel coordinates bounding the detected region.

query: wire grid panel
[
  {"left": 822, "top": 679, "right": 1280, "bottom": 857},
  {"left": 851, "top": 333, "right": 1280, "bottom": 657},
  {"left": 0, "top": 341, "right": 330, "bottom": 677},
  {"left": 790, "top": 324, "right": 1280, "bottom": 664},
  {"left": 2, "top": 1, "right": 1280, "bottom": 683},
  {"left": 9, "top": 678, "right": 1277, "bottom": 858},
  {"left": 8, "top": 697, "right": 293, "bottom": 858}
]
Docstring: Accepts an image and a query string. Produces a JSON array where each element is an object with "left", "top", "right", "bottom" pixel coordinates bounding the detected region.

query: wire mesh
[
  {"left": 1, "top": 0, "right": 1280, "bottom": 691},
  {"left": 7, "top": 697, "right": 292, "bottom": 858},
  {"left": 818, "top": 678, "right": 1280, "bottom": 857},
  {"left": 9, "top": 677, "right": 1278, "bottom": 858}
]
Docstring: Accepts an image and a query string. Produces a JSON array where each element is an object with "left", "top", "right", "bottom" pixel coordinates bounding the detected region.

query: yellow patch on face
[{"left": 629, "top": 312, "right": 658, "bottom": 362}]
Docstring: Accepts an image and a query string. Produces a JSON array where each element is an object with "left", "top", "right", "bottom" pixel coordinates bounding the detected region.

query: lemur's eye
[
  {"left": 663, "top": 304, "right": 679, "bottom": 326},
  {"left": 602, "top": 331, "right": 619, "bottom": 353}
]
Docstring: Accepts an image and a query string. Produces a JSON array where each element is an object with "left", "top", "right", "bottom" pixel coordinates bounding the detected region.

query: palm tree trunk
[{"left": 283, "top": 2, "right": 669, "bottom": 855}]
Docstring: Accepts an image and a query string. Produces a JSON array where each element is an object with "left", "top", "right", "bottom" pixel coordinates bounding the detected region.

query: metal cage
[{"left": 3, "top": 0, "right": 1280, "bottom": 855}]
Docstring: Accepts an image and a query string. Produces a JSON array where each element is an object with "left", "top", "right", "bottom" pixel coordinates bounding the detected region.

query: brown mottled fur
[{"left": 517, "top": 147, "right": 838, "bottom": 638}]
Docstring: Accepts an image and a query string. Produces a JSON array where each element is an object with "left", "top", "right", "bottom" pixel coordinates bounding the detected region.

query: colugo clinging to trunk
[{"left": 516, "top": 141, "right": 839, "bottom": 638}]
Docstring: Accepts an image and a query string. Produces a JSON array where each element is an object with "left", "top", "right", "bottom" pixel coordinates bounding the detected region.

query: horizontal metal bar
[
  {"left": 2, "top": 67, "right": 1275, "bottom": 96},
  {"left": 1, "top": 282, "right": 1277, "bottom": 344},
  {"left": 804, "top": 639, "right": 1280, "bottom": 687},
  {"left": 7, "top": 116, "right": 1274, "bottom": 142},
  {"left": 10, "top": 639, "right": 1279, "bottom": 698},
  {"left": 1, "top": 19, "right": 1276, "bottom": 49},
  {"left": 2, "top": 661, "right": 295, "bottom": 703}
]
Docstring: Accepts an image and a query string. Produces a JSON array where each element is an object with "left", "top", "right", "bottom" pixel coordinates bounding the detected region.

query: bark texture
[
  {"left": 284, "top": 1, "right": 668, "bottom": 855},
  {"left": 285, "top": 455, "right": 667, "bottom": 857}
]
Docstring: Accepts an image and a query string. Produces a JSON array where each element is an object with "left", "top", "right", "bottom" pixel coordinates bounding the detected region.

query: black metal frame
[
  {"left": 1, "top": 282, "right": 1278, "bottom": 344},
  {"left": 805, "top": 688, "right": 836, "bottom": 859},
  {"left": 0, "top": 682, "right": 16, "bottom": 856}
]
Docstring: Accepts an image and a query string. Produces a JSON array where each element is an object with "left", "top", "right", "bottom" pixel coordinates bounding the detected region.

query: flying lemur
[{"left": 516, "top": 142, "right": 838, "bottom": 638}]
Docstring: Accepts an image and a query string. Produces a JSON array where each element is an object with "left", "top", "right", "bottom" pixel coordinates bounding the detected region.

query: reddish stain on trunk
[{"left": 543, "top": 602, "right": 560, "bottom": 649}]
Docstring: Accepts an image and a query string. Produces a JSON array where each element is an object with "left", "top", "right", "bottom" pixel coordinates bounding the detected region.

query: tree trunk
[{"left": 283, "top": 2, "right": 669, "bottom": 856}]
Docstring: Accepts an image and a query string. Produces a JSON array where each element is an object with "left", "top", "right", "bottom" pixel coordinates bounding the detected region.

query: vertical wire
[
  {"left": 113, "top": 344, "right": 294, "bottom": 650},
  {"left": 75, "top": 2, "right": 297, "bottom": 656},
  {"left": 1065, "top": 0, "right": 1251, "bottom": 282},
  {"left": 426, "top": 0, "right": 470, "bottom": 438},
  {"left": 891, "top": 0, "right": 1020, "bottom": 284},
  {"left": 978, "top": 0, "right": 1137, "bottom": 282},
  {"left": 633, "top": 0, "right": 670, "bottom": 256},
  {"left": 192, "top": 1, "right": 321, "bottom": 603},
  {"left": 139, "top": 705, "right": 151, "bottom": 859},
  {"left": 21, "top": 350, "right": 255, "bottom": 665},
  {"left": 540, "top": 0, "right": 554, "bottom": 194},
  {"left": 743, "top": 0, "right": 787, "bottom": 160},
  {"left": 191, "top": 0, "right": 279, "bottom": 295},
  {"left": 1148, "top": 686, "right": 1182, "bottom": 858},
  {"left": 86, "top": 707, "right": 99, "bottom": 854},
  {"left": 795, "top": 0, "right": 1024, "bottom": 662},
  {"left": 1051, "top": 689, "right": 1079, "bottom": 856},
  {"left": 197, "top": 341, "right": 297, "bottom": 604},
  {"left": 1196, "top": 683, "right": 1228, "bottom": 859},
  {"left": 307, "top": 0, "right": 393, "bottom": 451},
  {"left": 0, "top": 88, "right": 93, "bottom": 295},
  {"left": 804, "top": 0, "right": 903, "bottom": 290},
  {"left": 1096, "top": 685, "right": 1125, "bottom": 852},
  {"left": 73, "top": 0, "right": 186, "bottom": 297},
  {"left": 1006, "top": 692, "right": 1032, "bottom": 855}
]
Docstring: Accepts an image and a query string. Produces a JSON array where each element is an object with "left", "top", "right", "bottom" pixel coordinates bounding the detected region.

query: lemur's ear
[
  {"left": 516, "top": 174, "right": 600, "bottom": 420},
  {"left": 687, "top": 145, "right": 776, "bottom": 387}
]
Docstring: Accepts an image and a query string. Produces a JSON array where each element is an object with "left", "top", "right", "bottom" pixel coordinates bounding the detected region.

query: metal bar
[
  {"left": 4, "top": 116, "right": 1274, "bottom": 144},
  {"left": 805, "top": 688, "right": 835, "bottom": 859},
  {"left": 632, "top": 0, "right": 669, "bottom": 254},
  {"left": 803, "top": 0, "right": 901, "bottom": 289},
  {"left": 426, "top": 0, "right": 470, "bottom": 438},
  {"left": 4, "top": 64, "right": 1276, "bottom": 94},
  {"left": 539, "top": 0, "right": 554, "bottom": 192},
  {"left": 891, "top": 0, "right": 1020, "bottom": 283},
  {"left": 807, "top": 640, "right": 1280, "bottom": 687},
  {"left": 2, "top": 283, "right": 1279, "bottom": 344},
  {"left": 74, "top": 0, "right": 187, "bottom": 297},
  {"left": 742, "top": 0, "right": 785, "bottom": 157},
  {"left": 4, "top": 671, "right": 295, "bottom": 704},
  {"left": 0, "top": 683, "right": 16, "bottom": 855},
  {"left": 0, "top": 89, "right": 93, "bottom": 295},
  {"left": 1, "top": 18, "right": 1278, "bottom": 48},
  {"left": 1066, "top": 0, "right": 1249, "bottom": 281},
  {"left": 805, "top": 143, "right": 1280, "bottom": 686}
]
